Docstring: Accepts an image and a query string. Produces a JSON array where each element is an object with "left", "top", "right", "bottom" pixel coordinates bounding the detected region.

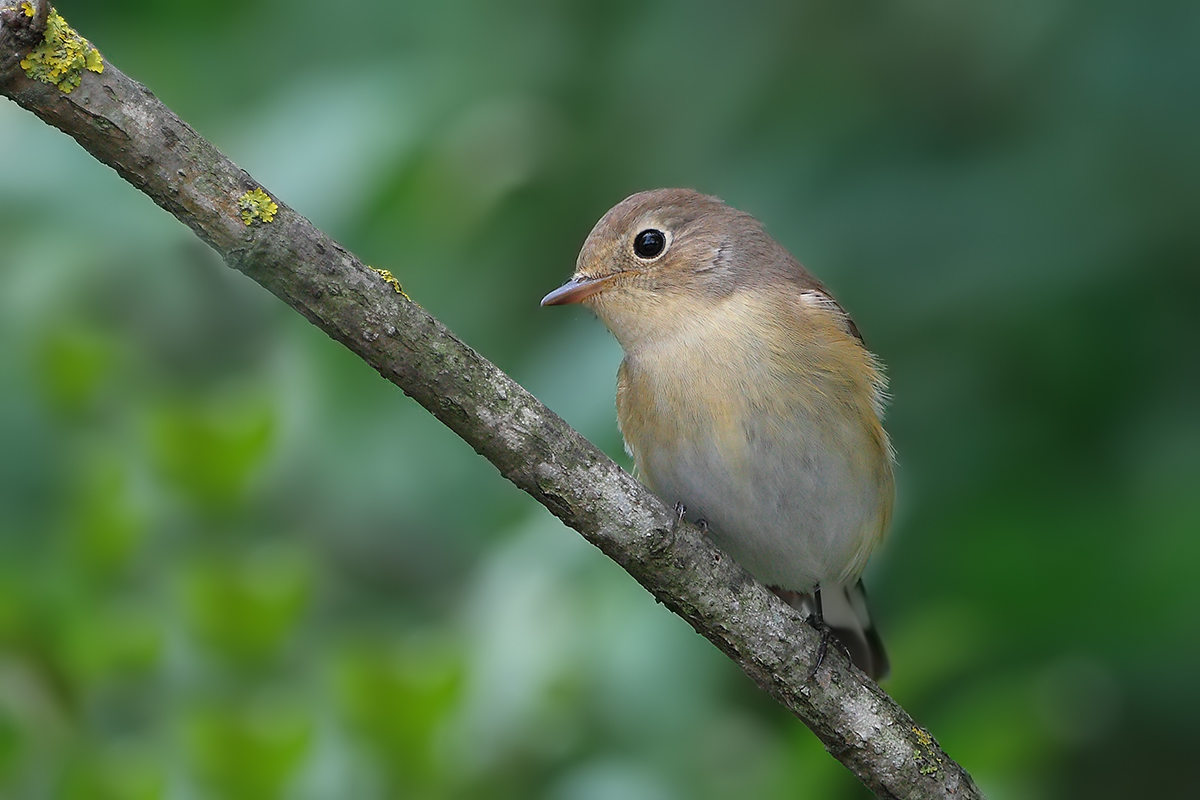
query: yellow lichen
[
  {"left": 19, "top": 6, "right": 104, "bottom": 94},
  {"left": 912, "top": 726, "right": 943, "bottom": 777},
  {"left": 237, "top": 188, "right": 279, "bottom": 225},
  {"left": 369, "top": 268, "right": 410, "bottom": 300}
]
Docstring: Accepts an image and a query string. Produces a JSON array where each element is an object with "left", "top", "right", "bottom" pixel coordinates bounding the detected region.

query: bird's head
[{"left": 542, "top": 188, "right": 798, "bottom": 352}]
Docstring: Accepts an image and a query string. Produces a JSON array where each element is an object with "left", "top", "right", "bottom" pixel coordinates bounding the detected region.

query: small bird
[{"left": 542, "top": 189, "right": 894, "bottom": 679}]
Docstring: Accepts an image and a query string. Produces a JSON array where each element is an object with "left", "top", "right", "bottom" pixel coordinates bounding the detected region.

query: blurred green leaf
[
  {"left": 60, "top": 605, "right": 162, "bottom": 687},
  {"left": 185, "top": 701, "right": 312, "bottom": 800},
  {"left": 0, "top": 711, "right": 22, "bottom": 783},
  {"left": 181, "top": 550, "right": 311, "bottom": 664},
  {"left": 148, "top": 399, "right": 274, "bottom": 511},
  {"left": 335, "top": 641, "right": 463, "bottom": 787},
  {"left": 34, "top": 325, "right": 117, "bottom": 418},
  {"left": 64, "top": 456, "right": 147, "bottom": 580},
  {"left": 60, "top": 749, "right": 165, "bottom": 800}
]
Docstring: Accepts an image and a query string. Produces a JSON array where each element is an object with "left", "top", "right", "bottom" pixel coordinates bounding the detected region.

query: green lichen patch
[
  {"left": 18, "top": 4, "right": 104, "bottom": 94},
  {"left": 237, "top": 188, "right": 279, "bottom": 226},
  {"left": 369, "top": 268, "right": 409, "bottom": 299}
]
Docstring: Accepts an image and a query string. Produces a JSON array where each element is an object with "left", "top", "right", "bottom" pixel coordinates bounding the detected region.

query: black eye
[{"left": 633, "top": 229, "right": 666, "bottom": 259}]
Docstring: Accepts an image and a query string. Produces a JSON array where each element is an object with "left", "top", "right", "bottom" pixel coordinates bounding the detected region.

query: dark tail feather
[
  {"left": 773, "top": 580, "right": 889, "bottom": 681},
  {"left": 839, "top": 579, "right": 889, "bottom": 680}
]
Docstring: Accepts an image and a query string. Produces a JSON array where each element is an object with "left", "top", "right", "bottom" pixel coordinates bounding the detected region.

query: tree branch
[{"left": 0, "top": 7, "right": 982, "bottom": 798}]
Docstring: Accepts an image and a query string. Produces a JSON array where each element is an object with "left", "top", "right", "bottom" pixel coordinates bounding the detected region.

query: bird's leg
[
  {"left": 767, "top": 585, "right": 834, "bottom": 679},
  {"left": 806, "top": 585, "right": 833, "bottom": 681},
  {"left": 649, "top": 502, "right": 689, "bottom": 556},
  {"left": 672, "top": 501, "right": 709, "bottom": 533}
]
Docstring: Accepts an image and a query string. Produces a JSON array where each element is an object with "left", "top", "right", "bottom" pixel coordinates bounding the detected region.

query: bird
[{"left": 541, "top": 188, "right": 893, "bottom": 680}]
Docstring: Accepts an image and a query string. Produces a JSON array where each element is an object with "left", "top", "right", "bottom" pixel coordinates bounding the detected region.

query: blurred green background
[{"left": 1, "top": 1, "right": 1197, "bottom": 797}]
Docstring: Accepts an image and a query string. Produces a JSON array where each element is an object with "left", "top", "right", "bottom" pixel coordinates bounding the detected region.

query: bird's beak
[{"left": 540, "top": 274, "right": 614, "bottom": 306}]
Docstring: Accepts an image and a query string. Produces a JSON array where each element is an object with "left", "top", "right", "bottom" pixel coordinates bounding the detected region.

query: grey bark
[{"left": 0, "top": 3, "right": 983, "bottom": 798}]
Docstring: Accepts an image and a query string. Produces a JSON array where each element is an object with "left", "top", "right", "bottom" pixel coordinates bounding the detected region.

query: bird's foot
[
  {"left": 806, "top": 620, "right": 833, "bottom": 681},
  {"left": 804, "top": 585, "right": 832, "bottom": 681},
  {"left": 650, "top": 502, "right": 687, "bottom": 557},
  {"left": 670, "top": 502, "right": 708, "bottom": 533}
]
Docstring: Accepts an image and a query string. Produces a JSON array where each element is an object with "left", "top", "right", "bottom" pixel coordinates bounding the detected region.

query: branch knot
[{"left": 0, "top": 1, "right": 48, "bottom": 48}]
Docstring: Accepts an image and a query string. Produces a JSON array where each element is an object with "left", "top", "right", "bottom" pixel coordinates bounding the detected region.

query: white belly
[{"left": 637, "top": 407, "right": 882, "bottom": 591}]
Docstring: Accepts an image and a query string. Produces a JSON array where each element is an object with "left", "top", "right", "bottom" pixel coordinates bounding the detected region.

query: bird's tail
[{"left": 775, "top": 580, "right": 889, "bottom": 680}]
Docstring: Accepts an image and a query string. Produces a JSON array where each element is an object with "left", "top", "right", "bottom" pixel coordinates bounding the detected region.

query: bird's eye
[{"left": 633, "top": 229, "right": 666, "bottom": 259}]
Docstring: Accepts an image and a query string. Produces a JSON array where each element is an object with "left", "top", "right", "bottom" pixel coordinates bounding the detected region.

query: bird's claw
[
  {"left": 806, "top": 621, "right": 832, "bottom": 681},
  {"left": 672, "top": 502, "right": 709, "bottom": 533}
]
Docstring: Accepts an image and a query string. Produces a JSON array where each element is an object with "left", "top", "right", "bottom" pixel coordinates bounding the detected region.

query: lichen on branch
[
  {"left": 237, "top": 188, "right": 279, "bottom": 226},
  {"left": 18, "top": 4, "right": 102, "bottom": 94},
  {"left": 370, "top": 267, "right": 410, "bottom": 299}
]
